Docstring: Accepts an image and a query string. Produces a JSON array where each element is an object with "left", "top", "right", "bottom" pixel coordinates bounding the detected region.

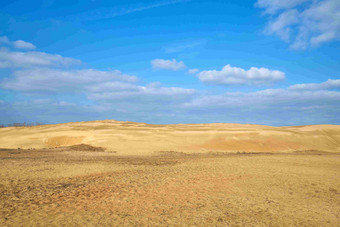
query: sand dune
[
  {"left": 1, "top": 121, "right": 340, "bottom": 226},
  {"left": 1, "top": 120, "right": 339, "bottom": 155}
]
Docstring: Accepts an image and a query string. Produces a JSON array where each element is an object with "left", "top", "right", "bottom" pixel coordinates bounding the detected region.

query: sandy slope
[{"left": 0, "top": 120, "right": 339, "bottom": 155}]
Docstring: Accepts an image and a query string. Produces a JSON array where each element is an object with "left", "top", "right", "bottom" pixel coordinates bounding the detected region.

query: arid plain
[{"left": 0, "top": 120, "right": 340, "bottom": 226}]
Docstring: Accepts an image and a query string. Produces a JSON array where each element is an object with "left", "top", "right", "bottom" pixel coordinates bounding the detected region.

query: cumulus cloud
[
  {"left": 288, "top": 79, "right": 340, "bottom": 90},
  {"left": 0, "top": 36, "right": 36, "bottom": 50},
  {"left": 256, "top": 0, "right": 340, "bottom": 49},
  {"left": 197, "top": 64, "right": 285, "bottom": 85},
  {"left": 151, "top": 59, "right": 186, "bottom": 71},
  {"left": 0, "top": 48, "right": 81, "bottom": 68},
  {"left": 12, "top": 40, "right": 36, "bottom": 50},
  {"left": 1, "top": 68, "right": 137, "bottom": 92}
]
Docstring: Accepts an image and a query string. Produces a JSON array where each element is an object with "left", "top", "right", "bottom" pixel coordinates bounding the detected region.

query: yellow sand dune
[{"left": 0, "top": 120, "right": 339, "bottom": 155}]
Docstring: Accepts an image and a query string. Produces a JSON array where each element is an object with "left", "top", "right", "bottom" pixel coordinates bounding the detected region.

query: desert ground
[{"left": 0, "top": 120, "right": 340, "bottom": 226}]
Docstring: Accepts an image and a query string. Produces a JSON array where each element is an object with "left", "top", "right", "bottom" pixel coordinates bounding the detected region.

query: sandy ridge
[{"left": 0, "top": 120, "right": 339, "bottom": 155}]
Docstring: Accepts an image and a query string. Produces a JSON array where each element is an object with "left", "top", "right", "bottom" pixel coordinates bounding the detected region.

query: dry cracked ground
[{"left": 0, "top": 146, "right": 339, "bottom": 226}]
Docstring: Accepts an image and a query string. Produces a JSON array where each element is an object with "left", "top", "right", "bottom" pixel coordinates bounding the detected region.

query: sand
[
  {"left": 1, "top": 148, "right": 339, "bottom": 226},
  {"left": 1, "top": 120, "right": 340, "bottom": 226},
  {"left": 0, "top": 120, "right": 339, "bottom": 155}
]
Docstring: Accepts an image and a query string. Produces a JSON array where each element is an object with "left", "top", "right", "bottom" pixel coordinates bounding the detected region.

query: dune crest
[{"left": 0, "top": 120, "right": 339, "bottom": 155}]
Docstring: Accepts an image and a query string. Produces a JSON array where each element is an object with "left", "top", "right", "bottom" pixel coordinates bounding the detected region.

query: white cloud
[
  {"left": 188, "top": 68, "right": 199, "bottom": 74},
  {"left": 310, "top": 31, "right": 335, "bottom": 46},
  {"left": 0, "top": 36, "right": 36, "bottom": 50},
  {"left": 184, "top": 78, "right": 340, "bottom": 109},
  {"left": 183, "top": 79, "right": 340, "bottom": 125},
  {"left": 1, "top": 35, "right": 338, "bottom": 125},
  {"left": 88, "top": 82, "right": 196, "bottom": 100},
  {"left": 182, "top": 83, "right": 340, "bottom": 125},
  {"left": 12, "top": 40, "right": 36, "bottom": 50},
  {"left": 1, "top": 67, "right": 195, "bottom": 104},
  {"left": 256, "top": 0, "right": 340, "bottom": 49},
  {"left": 0, "top": 38, "right": 195, "bottom": 109},
  {"left": 265, "top": 9, "right": 299, "bottom": 42},
  {"left": 185, "top": 88, "right": 340, "bottom": 108},
  {"left": 1, "top": 68, "right": 137, "bottom": 92},
  {"left": 197, "top": 64, "right": 285, "bottom": 85},
  {"left": 86, "top": 81, "right": 140, "bottom": 93},
  {"left": 255, "top": 0, "right": 309, "bottom": 14},
  {"left": 1, "top": 74, "right": 340, "bottom": 125},
  {"left": 146, "top": 81, "right": 162, "bottom": 88},
  {"left": 0, "top": 48, "right": 81, "bottom": 68},
  {"left": 288, "top": 79, "right": 340, "bottom": 90},
  {"left": 151, "top": 59, "right": 186, "bottom": 71}
]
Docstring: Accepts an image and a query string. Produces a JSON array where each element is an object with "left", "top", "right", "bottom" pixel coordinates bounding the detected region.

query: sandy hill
[{"left": 0, "top": 120, "right": 339, "bottom": 155}]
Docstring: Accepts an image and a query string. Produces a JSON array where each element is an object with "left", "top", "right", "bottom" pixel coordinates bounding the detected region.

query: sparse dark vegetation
[{"left": 66, "top": 144, "right": 106, "bottom": 152}]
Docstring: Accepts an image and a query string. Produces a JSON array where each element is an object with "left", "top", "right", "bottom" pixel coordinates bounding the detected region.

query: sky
[{"left": 0, "top": 0, "right": 339, "bottom": 126}]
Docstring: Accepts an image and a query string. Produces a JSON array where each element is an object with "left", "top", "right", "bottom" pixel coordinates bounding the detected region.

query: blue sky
[{"left": 0, "top": 0, "right": 339, "bottom": 125}]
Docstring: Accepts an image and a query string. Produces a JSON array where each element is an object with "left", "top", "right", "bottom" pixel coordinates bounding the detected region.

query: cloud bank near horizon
[{"left": 0, "top": 37, "right": 339, "bottom": 126}]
